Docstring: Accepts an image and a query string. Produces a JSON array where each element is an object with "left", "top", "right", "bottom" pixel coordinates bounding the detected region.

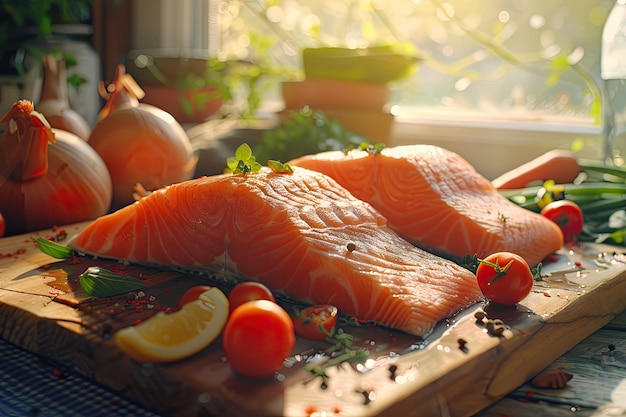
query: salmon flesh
[
  {"left": 289, "top": 145, "right": 564, "bottom": 266},
  {"left": 68, "top": 167, "right": 483, "bottom": 336}
]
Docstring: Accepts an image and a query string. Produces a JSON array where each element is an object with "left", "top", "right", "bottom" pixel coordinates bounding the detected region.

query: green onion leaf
[
  {"left": 79, "top": 266, "right": 144, "bottom": 297},
  {"left": 34, "top": 237, "right": 74, "bottom": 259}
]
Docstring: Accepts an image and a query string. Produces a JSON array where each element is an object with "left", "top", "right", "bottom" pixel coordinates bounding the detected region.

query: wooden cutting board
[{"left": 1, "top": 223, "right": 626, "bottom": 417}]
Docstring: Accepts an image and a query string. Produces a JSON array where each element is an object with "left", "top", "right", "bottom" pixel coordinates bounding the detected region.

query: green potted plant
[
  {"left": 281, "top": 43, "right": 420, "bottom": 144},
  {"left": 125, "top": 48, "right": 295, "bottom": 124},
  {"left": 124, "top": 50, "right": 227, "bottom": 124},
  {"left": 0, "top": 0, "right": 100, "bottom": 122},
  {"left": 0, "top": 0, "right": 94, "bottom": 79}
]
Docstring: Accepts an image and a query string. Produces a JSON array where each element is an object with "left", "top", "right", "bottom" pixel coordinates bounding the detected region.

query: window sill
[
  {"left": 186, "top": 109, "right": 604, "bottom": 181},
  {"left": 390, "top": 112, "right": 602, "bottom": 179}
]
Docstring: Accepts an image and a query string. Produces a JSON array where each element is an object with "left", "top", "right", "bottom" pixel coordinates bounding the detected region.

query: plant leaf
[
  {"left": 34, "top": 237, "right": 74, "bottom": 259},
  {"left": 235, "top": 143, "right": 253, "bottom": 161},
  {"left": 226, "top": 156, "right": 239, "bottom": 170},
  {"left": 79, "top": 266, "right": 144, "bottom": 297},
  {"left": 268, "top": 160, "right": 293, "bottom": 173}
]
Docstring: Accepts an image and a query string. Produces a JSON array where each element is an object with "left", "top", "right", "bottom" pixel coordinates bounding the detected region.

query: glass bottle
[{"left": 602, "top": 0, "right": 626, "bottom": 165}]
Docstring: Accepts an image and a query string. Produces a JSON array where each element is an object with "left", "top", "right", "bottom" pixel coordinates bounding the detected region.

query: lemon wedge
[{"left": 114, "top": 287, "right": 229, "bottom": 363}]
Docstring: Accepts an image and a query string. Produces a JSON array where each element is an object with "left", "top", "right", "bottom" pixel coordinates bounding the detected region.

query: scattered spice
[
  {"left": 356, "top": 384, "right": 376, "bottom": 405},
  {"left": 388, "top": 364, "right": 398, "bottom": 380},
  {"left": 457, "top": 338, "right": 468, "bottom": 352},
  {"left": 304, "top": 405, "right": 318, "bottom": 416},
  {"left": 51, "top": 368, "right": 68, "bottom": 379},
  {"left": 101, "top": 320, "right": 114, "bottom": 337},
  {"left": 485, "top": 319, "right": 506, "bottom": 337},
  {"left": 346, "top": 242, "right": 357, "bottom": 252},
  {"left": 474, "top": 309, "right": 487, "bottom": 323}
]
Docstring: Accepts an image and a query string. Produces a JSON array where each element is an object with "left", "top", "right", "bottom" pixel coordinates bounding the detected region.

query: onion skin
[
  {"left": 90, "top": 65, "right": 197, "bottom": 211},
  {"left": 36, "top": 55, "right": 91, "bottom": 141},
  {"left": 89, "top": 104, "right": 197, "bottom": 210},
  {"left": 0, "top": 100, "right": 112, "bottom": 236}
]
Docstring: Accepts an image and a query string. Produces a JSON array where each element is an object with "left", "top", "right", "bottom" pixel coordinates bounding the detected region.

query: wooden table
[
  {"left": 2, "top": 223, "right": 626, "bottom": 417},
  {"left": 478, "top": 311, "right": 626, "bottom": 417}
]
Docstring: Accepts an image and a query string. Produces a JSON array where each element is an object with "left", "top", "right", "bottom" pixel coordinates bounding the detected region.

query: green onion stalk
[{"left": 499, "top": 159, "right": 626, "bottom": 245}]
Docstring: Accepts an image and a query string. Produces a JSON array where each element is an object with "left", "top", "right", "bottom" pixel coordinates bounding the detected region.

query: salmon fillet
[
  {"left": 289, "top": 145, "right": 563, "bottom": 266},
  {"left": 68, "top": 167, "right": 482, "bottom": 336}
]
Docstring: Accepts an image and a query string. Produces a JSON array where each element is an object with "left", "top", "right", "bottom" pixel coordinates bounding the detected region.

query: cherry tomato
[
  {"left": 540, "top": 200, "right": 584, "bottom": 242},
  {"left": 0, "top": 212, "right": 4, "bottom": 237},
  {"left": 228, "top": 281, "right": 276, "bottom": 313},
  {"left": 177, "top": 285, "right": 213, "bottom": 309},
  {"left": 293, "top": 304, "right": 338, "bottom": 340},
  {"left": 476, "top": 252, "right": 534, "bottom": 306},
  {"left": 222, "top": 300, "right": 295, "bottom": 378}
]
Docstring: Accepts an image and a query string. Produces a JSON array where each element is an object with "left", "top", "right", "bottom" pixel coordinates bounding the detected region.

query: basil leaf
[
  {"left": 34, "top": 237, "right": 74, "bottom": 259},
  {"left": 79, "top": 266, "right": 144, "bottom": 297}
]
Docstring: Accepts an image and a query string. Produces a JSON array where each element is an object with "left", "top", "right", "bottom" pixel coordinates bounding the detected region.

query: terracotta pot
[
  {"left": 140, "top": 85, "right": 222, "bottom": 124},
  {"left": 281, "top": 79, "right": 390, "bottom": 112}
]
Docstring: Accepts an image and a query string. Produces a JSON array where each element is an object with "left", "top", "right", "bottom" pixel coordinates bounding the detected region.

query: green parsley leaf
[{"left": 79, "top": 266, "right": 144, "bottom": 297}]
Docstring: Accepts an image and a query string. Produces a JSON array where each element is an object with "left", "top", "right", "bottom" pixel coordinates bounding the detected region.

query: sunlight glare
[
  {"left": 498, "top": 11, "right": 510, "bottom": 23},
  {"left": 529, "top": 14, "right": 546, "bottom": 29},
  {"left": 266, "top": 6, "right": 283, "bottom": 23},
  {"left": 455, "top": 77, "right": 472, "bottom": 92},
  {"left": 567, "top": 47, "right": 585, "bottom": 65}
]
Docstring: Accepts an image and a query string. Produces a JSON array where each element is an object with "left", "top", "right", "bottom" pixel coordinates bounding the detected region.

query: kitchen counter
[
  {"left": 1, "top": 222, "right": 626, "bottom": 417},
  {"left": 0, "top": 117, "right": 621, "bottom": 416},
  {"left": 2, "top": 297, "right": 625, "bottom": 416}
]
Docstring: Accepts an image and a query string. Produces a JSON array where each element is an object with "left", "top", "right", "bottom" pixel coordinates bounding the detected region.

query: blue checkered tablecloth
[{"left": 0, "top": 338, "right": 163, "bottom": 417}]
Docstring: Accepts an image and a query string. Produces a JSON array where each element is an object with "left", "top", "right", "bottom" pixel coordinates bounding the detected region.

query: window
[
  {"left": 124, "top": 0, "right": 614, "bottom": 177},
  {"left": 217, "top": 0, "right": 610, "bottom": 124}
]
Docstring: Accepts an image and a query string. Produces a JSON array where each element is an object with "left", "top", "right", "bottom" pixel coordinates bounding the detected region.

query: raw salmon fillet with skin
[
  {"left": 68, "top": 167, "right": 482, "bottom": 337},
  {"left": 289, "top": 145, "right": 563, "bottom": 266}
]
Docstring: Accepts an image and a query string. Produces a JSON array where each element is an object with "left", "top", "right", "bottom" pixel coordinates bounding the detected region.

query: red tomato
[
  {"left": 222, "top": 300, "right": 295, "bottom": 378},
  {"left": 293, "top": 304, "right": 338, "bottom": 340},
  {"left": 476, "top": 252, "right": 534, "bottom": 306},
  {"left": 0, "top": 212, "right": 4, "bottom": 237},
  {"left": 177, "top": 285, "right": 213, "bottom": 309},
  {"left": 228, "top": 281, "right": 276, "bottom": 313},
  {"left": 540, "top": 200, "right": 584, "bottom": 242}
]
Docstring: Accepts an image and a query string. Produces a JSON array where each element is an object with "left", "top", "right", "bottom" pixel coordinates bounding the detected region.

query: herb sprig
[
  {"left": 267, "top": 159, "right": 293, "bottom": 173},
  {"left": 225, "top": 143, "right": 262, "bottom": 174},
  {"left": 226, "top": 143, "right": 294, "bottom": 174},
  {"left": 253, "top": 107, "right": 368, "bottom": 164},
  {"left": 302, "top": 326, "right": 369, "bottom": 378},
  {"left": 343, "top": 141, "right": 386, "bottom": 155}
]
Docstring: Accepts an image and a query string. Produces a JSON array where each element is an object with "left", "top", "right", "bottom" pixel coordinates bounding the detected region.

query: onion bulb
[
  {"left": 0, "top": 100, "right": 112, "bottom": 236},
  {"left": 36, "top": 54, "right": 91, "bottom": 141},
  {"left": 89, "top": 65, "right": 198, "bottom": 211}
]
